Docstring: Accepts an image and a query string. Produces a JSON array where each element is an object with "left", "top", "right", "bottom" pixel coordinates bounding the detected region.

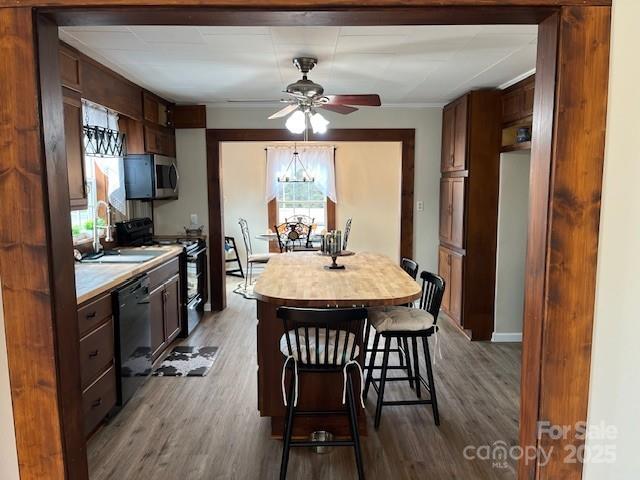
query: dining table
[{"left": 253, "top": 251, "right": 421, "bottom": 438}]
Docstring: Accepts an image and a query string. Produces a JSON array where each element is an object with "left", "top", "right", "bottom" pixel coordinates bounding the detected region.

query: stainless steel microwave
[{"left": 123, "top": 154, "right": 179, "bottom": 200}]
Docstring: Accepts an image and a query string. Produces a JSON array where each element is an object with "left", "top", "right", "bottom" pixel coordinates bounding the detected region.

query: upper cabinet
[
  {"left": 59, "top": 45, "right": 82, "bottom": 92},
  {"left": 441, "top": 95, "right": 468, "bottom": 172},
  {"left": 501, "top": 75, "right": 535, "bottom": 125},
  {"left": 63, "top": 88, "right": 88, "bottom": 210},
  {"left": 142, "top": 92, "right": 176, "bottom": 157},
  {"left": 500, "top": 75, "right": 535, "bottom": 152}
]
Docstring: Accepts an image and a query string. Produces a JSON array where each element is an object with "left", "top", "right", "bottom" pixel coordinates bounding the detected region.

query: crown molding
[{"left": 499, "top": 68, "right": 536, "bottom": 90}]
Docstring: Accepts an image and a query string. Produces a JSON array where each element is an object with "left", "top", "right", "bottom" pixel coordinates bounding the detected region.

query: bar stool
[
  {"left": 363, "top": 257, "right": 420, "bottom": 389},
  {"left": 278, "top": 307, "right": 367, "bottom": 480},
  {"left": 364, "top": 271, "right": 445, "bottom": 428}
]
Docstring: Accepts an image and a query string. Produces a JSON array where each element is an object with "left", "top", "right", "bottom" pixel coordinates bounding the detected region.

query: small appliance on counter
[
  {"left": 116, "top": 217, "right": 154, "bottom": 246},
  {"left": 123, "top": 154, "right": 179, "bottom": 200}
]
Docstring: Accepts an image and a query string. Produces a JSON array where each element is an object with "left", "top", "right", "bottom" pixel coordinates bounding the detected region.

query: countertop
[
  {"left": 75, "top": 245, "right": 183, "bottom": 305},
  {"left": 253, "top": 251, "right": 421, "bottom": 307}
]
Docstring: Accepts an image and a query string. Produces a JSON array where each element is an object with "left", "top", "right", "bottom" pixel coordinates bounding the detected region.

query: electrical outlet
[
  {"left": 417, "top": 201, "right": 424, "bottom": 212},
  {"left": 190, "top": 213, "right": 198, "bottom": 225}
]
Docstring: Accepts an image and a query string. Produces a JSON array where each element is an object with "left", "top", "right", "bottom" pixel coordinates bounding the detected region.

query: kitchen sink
[{"left": 80, "top": 249, "right": 165, "bottom": 264}]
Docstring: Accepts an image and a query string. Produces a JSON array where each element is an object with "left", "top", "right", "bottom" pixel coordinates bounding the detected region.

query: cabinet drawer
[
  {"left": 83, "top": 366, "right": 117, "bottom": 436},
  {"left": 148, "top": 257, "right": 180, "bottom": 290},
  {"left": 78, "top": 293, "right": 113, "bottom": 336},
  {"left": 79, "top": 319, "right": 114, "bottom": 390}
]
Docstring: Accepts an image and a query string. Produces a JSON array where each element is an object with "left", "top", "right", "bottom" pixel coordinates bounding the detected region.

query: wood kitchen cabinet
[
  {"left": 441, "top": 95, "right": 468, "bottom": 172},
  {"left": 438, "top": 90, "right": 501, "bottom": 340},
  {"left": 439, "top": 176, "right": 465, "bottom": 249},
  {"left": 438, "top": 246, "right": 463, "bottom": 325},
  {"left": 63, "top": 87, "right": 88, "bottom": 210},
  {"left": 142, "top": 91, "right": 176, "bottom": 156},
  {"left": 502, "top": 75, "right": 535, "bottom": 125},
  {"left": 149, "top": 258, "right": 182, "bottom": 361},
  {"left": 77, "top": 293, "right": 116, "bottom": 436},
  {"left": 144, "top": 124, "right": 176, "bottom": 157}
]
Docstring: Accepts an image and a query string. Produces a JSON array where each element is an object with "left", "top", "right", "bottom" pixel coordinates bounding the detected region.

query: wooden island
[{"left": 253, "top": 252, "right": 421, "bottom": 437}]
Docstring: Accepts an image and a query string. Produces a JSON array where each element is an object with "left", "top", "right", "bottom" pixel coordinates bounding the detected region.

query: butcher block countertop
[
  {"left": 253, "top": 251, "right": 421, "bottom": 307},
  {"left": 75, "top": 246, "right": 183, "bottom": 304}
]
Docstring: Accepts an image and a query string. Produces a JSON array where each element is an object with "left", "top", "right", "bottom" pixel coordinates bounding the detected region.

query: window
[
  {"left": 70, "top": 101, "right": 124, "bottom": 244},
  {"left": 277, "top": 181, "right": 327, "bottom": 233}
]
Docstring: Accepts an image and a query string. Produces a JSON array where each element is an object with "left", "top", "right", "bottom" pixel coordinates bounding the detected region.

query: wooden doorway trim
[
  {"left": 206, "top": 128, "right": 415, "bottom": 311},
  {"left": 0, "top": 4, "right": 611, "bottom": 480},
  {"left": 520, "top": 7, "right": 611, "bottom": 479}
]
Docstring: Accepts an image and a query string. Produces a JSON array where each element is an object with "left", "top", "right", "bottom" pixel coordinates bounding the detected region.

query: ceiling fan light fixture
[
  {"left": 285, "top": 110, "right": 306, "bottom": 134},
  {"left": 310, "top": 112, "right": 329, "bottom": 134}
]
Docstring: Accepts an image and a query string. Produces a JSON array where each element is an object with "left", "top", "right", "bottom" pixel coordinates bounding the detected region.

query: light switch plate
[{"left": 417, "top": 201, "right": 424, "bottom": 212}]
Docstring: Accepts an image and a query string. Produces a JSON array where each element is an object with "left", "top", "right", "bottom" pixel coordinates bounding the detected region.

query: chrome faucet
[{"left": 93, "top": 200, "right": 114, "bottom": 254}]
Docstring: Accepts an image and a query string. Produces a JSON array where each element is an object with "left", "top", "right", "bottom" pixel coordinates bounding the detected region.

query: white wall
[
  {"left": 207, "top": 106, "right": 442, "bottom": 272},
  {"left": 584, "top": 0, "right": 640, "bottom": 477},
  {"left": 153, "top": 129, "right": 209, "bottom": 236},
  {"left": 222, "top": 143, "right": 270, "bottom": 262},
  {"left": 0, "top": 284, "right": 20, "bottom": 480},
  {"left": 334, "top": 142, "right": 402, "bottom": 260},
  {"left": 493, "top": 151, "right": 530, "bottom": 342},
  {"left": 221, "top": 141, "right": 402, "bottom": 263}
]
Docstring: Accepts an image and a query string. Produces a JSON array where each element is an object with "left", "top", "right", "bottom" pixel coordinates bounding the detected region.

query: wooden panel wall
[
  {"left": 0, "top": 8, "right": 87, "bottom": 480},
  {"left": 520, "top": 6, "right": 611, "bottom": 479},
  {"left": 80, "top": 56, "right": 143, "bottom": 120}
]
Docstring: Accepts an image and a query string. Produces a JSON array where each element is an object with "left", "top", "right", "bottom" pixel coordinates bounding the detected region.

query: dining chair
[
  {"left": 274, "top": 221, "right": 315, "bottom": 252},
  {"left": 278, "top": 306, "right": 367, "bottom": 480},
  {"left": 238, "top": 218, "right": 275, "bottom": 291},
  {"left": 364, "top": 271, "right": 445, "bottom": 428}
]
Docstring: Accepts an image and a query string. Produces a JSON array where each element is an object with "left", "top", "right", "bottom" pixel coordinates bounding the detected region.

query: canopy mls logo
[{"left": 463, "top": 421, "right": 618, "bottom": 470}]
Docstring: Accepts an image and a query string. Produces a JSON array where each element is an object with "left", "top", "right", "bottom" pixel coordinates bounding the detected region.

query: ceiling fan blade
[
  {"left": 325, "top": 94, "right": 381, "bottom": 107},
  {"left": 319, "top": 104, "right": 358, "bottom": 115},
  {"left": 268, "top": 104, "right": 299, "bottom": 119}
]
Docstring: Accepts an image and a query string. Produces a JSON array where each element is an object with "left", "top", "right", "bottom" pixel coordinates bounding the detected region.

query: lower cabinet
[
  {"left": 438, "top": 246, "right": 463, "bottom": 325},
  {"left": 150, "top": 272, "right": 182, "bottom": 361},
  {"left": 78, "top": 254, "right": 183, "bottom": 437},
  {"left": 77, "top": 293, "right": 116, "bottom": 437}
]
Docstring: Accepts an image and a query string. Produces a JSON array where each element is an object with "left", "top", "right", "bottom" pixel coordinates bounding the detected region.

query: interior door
[
  {"left": 452, "top": 96, "right": 468, "bottom": 171},
  {"left": 149, "top": 285, "right": 165, "bottom": 359},
  {"left": 450, "top": 177, "right": 466, "bottom": 249},
  {"left": 163, "top": 274, "right": 181, "bottom": 343}
]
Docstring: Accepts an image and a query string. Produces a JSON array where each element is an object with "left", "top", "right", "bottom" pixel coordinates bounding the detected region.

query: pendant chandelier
[{"left": 277, "top": 146, "right": 314, "bottom": 183}]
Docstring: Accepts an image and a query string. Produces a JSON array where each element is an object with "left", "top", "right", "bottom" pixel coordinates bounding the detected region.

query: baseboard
[
  {"left": 491, "top": 332, "right": 522, "bottom": 343},
  {"left": 204, "top": 303, "right": 211, "bottom": 312}
]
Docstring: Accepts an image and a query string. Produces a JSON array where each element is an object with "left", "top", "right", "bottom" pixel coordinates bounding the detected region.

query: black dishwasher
[{"left": 113, "top": 274, "right": 151, "bottom": 406}]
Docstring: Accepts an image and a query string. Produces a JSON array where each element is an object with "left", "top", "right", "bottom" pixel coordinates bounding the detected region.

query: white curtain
[
  {"left": 83, "top": 101, "right": 127, "bottom": 216},
  {"left": 265, "top": 146, "right": 337, "bottom": 202}
]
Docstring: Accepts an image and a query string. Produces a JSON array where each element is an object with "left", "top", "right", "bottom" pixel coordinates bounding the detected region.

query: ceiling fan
[{"left": 266, "top": 57, "right": 382, "bottom": 134}]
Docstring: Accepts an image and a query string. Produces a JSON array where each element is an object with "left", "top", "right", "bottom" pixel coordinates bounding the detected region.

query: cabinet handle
[
  {"left": 89, "top": 350, "right": 99, "bottom": 358},
  {"left": 91, "top": 398, "right": 102, "bottom": 408},
  {"left": 86, "top": 311, "right": 96, "bottom": 319}
]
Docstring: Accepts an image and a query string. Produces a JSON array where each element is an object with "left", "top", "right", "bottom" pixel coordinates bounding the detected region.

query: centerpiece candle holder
[{"left": 319, "top": 230, "right": 354, "bottom": 269}]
